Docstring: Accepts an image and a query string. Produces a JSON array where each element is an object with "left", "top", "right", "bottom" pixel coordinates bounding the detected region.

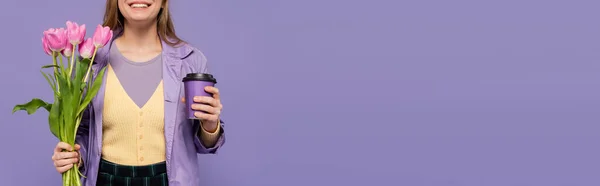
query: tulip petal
[
  {"left": 79, "top": 38, "right": 95, "bottom": 59},
  {"left": 42, "top": 37, "right": 52, "bottom": 56}
]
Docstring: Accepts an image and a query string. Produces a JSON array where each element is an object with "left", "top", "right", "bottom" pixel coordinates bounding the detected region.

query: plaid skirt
[{"left": 96, "top": 159, "right": 169, "bottom": 186}]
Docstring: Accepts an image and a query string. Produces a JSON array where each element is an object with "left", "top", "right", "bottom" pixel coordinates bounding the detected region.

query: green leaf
[
  {"left": 75, "top": 58, "right": 90, "bottom": 89},
  {"left": 66, "top": 77, "right": 83, "bottom": 144},
  {"left": 56, "top": 73, "right": 70, "bottom": 99},
  {"left": 79, "top": 58, "right": 92, "bottom": 66},
  {"left": 58, "top": 56, "right": 67, "bottom": 80},
  {"left": 45, "top": 103, "right": 52, "bottom": 111},
  {"left": 63, "top": 99, "right": 76, "bottom": 142},
  {"left": 56, "top": 74, "right": 78, "bottom": 143},
  {"left": 41, "top": 71, "right": 57, "bottom": 94},
  {"left": 12, "top": 98, "right": 51, "bottom": 115},
  {"left": 56, "top": 75, "right": 71, "bottom": 142},
  {"left": 78, "top": 67, "right": 105, "bottom": 115},
  {"left": 48, "top": 98, "right": 60, "bottom": 138},
  {"left": 42, "top": 64, "right": 59, "bottom": 69}
]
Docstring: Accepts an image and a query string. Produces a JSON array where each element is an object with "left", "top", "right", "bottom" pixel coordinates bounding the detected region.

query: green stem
[
  {"left": 62, "top": 168, "right": 72, "bottom": 186},
  {"left": 74, "top": 166, "right": 81, "bottom": 186},
  {"left": 59, "top": 54, "right": 65, "bottom": 75},
  {"left": 69, "top": 168, "right": 73, "bottom": 186},
  {"left": 64, "top": 166, "right": 79, "bottom": 186},
  {"left": 68, "top": 44, "right": 76, "bottom": 78},
  {"left": 72, "top": 168, "right": 77, "bottom": 186},
  {"left": 83, "top": 48, "right": 98, "bottom": 83},
  {"left": 59, "top": 55, "right": 70, "bottom": 88},
  {"left": 52, "top": 52, "right": 60, "bottom": 93},
  {"left": 66, "top": 169, "right": 70, "bottom": 186},
  {"left": 73, "top": 116, "right": 81, "bottom": 141},
  {"left": 62, "top": 171, "right": 66, "bottom": 186}
]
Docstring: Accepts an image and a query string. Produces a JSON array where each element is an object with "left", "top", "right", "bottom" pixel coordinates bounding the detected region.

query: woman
[{"left": 50, "top": 0, "right": 226, "bottom": 185}]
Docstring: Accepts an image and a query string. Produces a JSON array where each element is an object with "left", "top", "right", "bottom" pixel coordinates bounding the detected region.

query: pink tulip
[
  {"left": 78, "top": 38, "right": 95, "bottom": 59},
  {"left": 92, "top": 25, "right": 113, "bottom": 48},
  {"left": 44, "top": 28, "right": 68, "bottom": 52},
  {"left": 66, "top": 21, "right": 86, "bottom": 45},
  {"left": 41, "top": 37, "right": 52, "bottom": 56},
  {"left": 62, "top": 43, "right": 73, "bottom": 58}
]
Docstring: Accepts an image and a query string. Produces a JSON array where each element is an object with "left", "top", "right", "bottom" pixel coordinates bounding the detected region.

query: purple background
[{"left": 1, "top": 0, "right": 599, "bottom": 185}]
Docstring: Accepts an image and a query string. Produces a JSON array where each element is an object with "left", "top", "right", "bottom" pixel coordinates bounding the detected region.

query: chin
[
  {"left": 127, "top": 15, "right": 157, "bottom": 22},
  {"left": 122, "top": 1, "right": 160, "bottom": 22}
]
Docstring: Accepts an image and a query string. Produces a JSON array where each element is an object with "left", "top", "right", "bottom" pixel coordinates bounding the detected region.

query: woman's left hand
[{"left": 183, "top": 86, "right": 223, "bottom": 132}]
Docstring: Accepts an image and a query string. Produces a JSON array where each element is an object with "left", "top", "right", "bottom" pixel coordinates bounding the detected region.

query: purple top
[{"left": 108, "top": 41, "right": 163, "bottom": 108}]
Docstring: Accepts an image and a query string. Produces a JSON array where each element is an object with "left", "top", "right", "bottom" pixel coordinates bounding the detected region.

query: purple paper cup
[{"left": 183, "top": 73, "right": 217, "bottom": 120}]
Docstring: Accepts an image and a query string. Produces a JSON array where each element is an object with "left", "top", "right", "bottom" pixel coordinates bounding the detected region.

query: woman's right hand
[{"left": 51, "top": 142, "right": 81, "bottom": 173}]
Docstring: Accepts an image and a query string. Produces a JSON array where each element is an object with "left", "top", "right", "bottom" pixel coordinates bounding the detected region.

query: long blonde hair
[{"left": 102, "top": 0, "right": 184, "bottom": 46}]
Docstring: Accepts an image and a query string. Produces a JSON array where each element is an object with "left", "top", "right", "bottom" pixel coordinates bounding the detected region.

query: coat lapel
[
  {"left": 91, "top": 63, "right": 108, "bottom": 155},
  {"left": 162, "top": 43, "right": 183, "bottom": 164},
  {"left": 161, "top": 38, "right": 195, "bottom": 172},
  {"left": 91, "top": 41, "right": 111, "bottom": 156}
]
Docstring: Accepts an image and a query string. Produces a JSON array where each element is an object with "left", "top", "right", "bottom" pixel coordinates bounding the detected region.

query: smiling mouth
[{"left": 129, "top": 2, "right": 151, "bottom": 8}]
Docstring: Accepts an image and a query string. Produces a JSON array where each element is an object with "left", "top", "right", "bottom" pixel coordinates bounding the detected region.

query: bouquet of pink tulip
[{"left": 12, "top": 21, "right": 113, "bottom": 186}]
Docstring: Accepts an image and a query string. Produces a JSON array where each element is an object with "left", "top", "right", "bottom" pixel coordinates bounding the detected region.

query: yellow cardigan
[{"left": 101, "top": 65, "right": 219, "bottom": 166}]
